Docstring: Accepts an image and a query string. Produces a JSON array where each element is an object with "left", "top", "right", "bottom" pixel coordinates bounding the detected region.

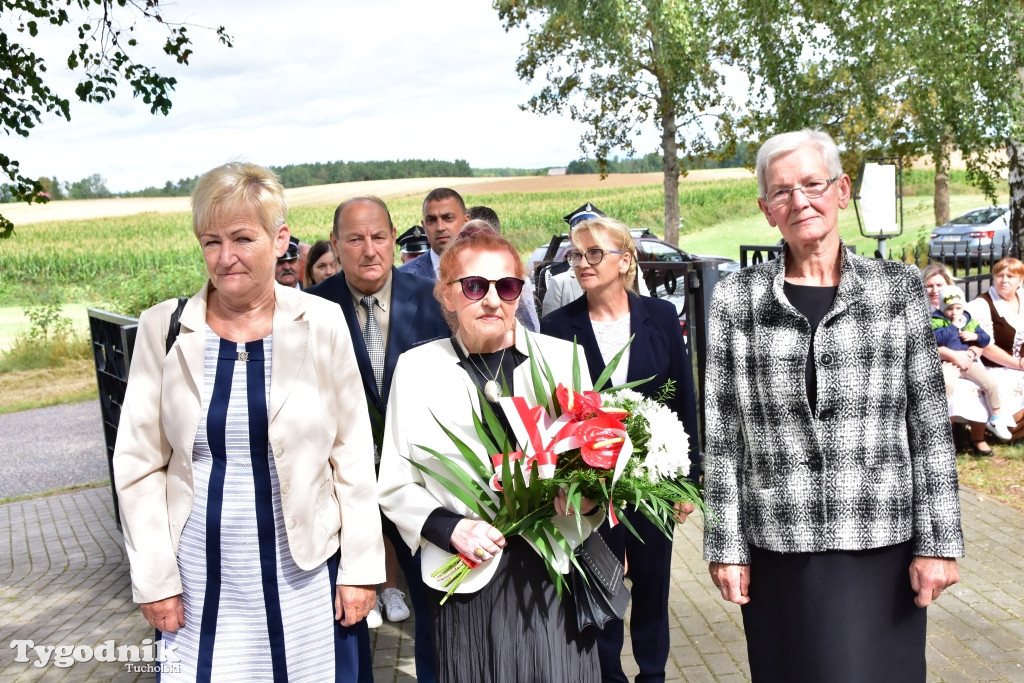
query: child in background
[{"left": 932, "top": 285, "right": 1015, "bottom": 440}]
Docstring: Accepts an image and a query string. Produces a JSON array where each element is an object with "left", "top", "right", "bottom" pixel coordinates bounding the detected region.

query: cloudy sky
[{"left": 4, "top": 0, "right": 667, "bottom": 193}]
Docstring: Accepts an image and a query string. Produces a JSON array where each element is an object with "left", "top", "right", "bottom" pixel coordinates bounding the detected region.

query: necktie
[{"left": 360, "top": 295, "right": 385, "bottom": 396}]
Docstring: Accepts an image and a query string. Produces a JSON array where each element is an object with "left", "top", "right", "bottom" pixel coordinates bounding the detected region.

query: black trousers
[
  {"left": 741, "top": 541, "right": 927, "bottom": 683},
  {"left": 596, "top": 509, "right": 674, "bottom": 683}
]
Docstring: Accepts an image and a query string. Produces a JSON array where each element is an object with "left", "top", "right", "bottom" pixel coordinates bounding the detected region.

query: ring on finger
[{"left": 474, "top": 547, "right": 487, "bottom": 558}]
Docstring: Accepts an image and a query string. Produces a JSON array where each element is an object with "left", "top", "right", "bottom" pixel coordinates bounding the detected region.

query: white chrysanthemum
[
  {"left": 636, "top": 400, "right": 690, "bottom": 481},
  {"left": 608, "top": 388, "right": 644, "bottom": 405}
]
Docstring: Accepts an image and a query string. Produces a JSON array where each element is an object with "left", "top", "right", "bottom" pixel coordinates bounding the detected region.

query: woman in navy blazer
[{"left": 541, "top": 216, "right": 700, "bottom": 683}]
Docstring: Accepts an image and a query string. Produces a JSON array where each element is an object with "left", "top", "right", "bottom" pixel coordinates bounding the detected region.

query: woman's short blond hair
[
  {"left": 570, "top": 216, "right": 639, "bottom": 292},
  {"left": 993, "top": 257, "right": 1024, "bottom": 280},
  {"left": 191, "top": 162, "right": 288, "bottom": 240}
]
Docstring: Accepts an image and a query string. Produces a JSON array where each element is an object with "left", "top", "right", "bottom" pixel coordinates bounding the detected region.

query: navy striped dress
[{"left": 159, "top": 332, "right": 354, "bottom": 682}]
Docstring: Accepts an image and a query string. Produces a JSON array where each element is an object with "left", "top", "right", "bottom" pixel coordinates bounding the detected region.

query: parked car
[{"left": 928, "top": 206, "right": 1010, "bottom": 261}]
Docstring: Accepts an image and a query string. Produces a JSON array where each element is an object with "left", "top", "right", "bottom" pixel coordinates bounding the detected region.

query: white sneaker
[
  {"left": 365, "top": 597, "right": 383, "bottom": 629},
  {"left": 381, "top": 587, "right": 410, "bottom": 622},
  {"left": 986, "top": 415, "right": 1015, "bottom": 441}
]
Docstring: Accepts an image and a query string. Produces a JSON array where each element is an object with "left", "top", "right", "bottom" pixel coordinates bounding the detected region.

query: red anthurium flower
[
  {"left": 596, "top": 405, "right": 630, "bottom": 420},
  {"left": 580, "top": 391, "right": 605, "bottom": 415},
  {"left": 577, "top": 416, "right": 626, "bottom": 469},
  {"left": 556, "top": 384, "right": 591, "bottom": 419}
]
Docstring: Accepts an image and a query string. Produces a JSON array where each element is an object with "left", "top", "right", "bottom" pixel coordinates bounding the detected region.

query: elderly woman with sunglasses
[
  {"left": 541, "top": 216, "right": 701, "bottom": 683},
  {"left": 378, "top": 222, "right": 604, "bottom": 682}
]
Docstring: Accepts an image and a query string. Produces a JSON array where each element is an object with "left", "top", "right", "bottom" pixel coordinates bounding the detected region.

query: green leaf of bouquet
[
  {"left": 564, "top": 481, "right": 585, "bottom": 537},
  {"left": 511, "top": 460, "right": 531, "bottom": 514},
  {"left": 470, "top": 409, "right": 499, "bottom": 459},
  {"left": 499, "top": 452, "right": 518, "bottom": 522},
  {"left": 525, "top": 527, "right": 569, "bottom": 600},
  {"left": 408, "top": 448, "right": 495, "bottom": 519},
  {"left": 524, "top": 333, "right": 555, "bottom": 414},
  {"left": 572, "top": 339, "right": 582, "bottom": 394},
  {"left": 537, "top": 341, "right": 557, "bottom": 395},
  {"left": 479, "top": 394, "right": 512, "bottom": 455},
  {"left": 503, "top": 502, "right": 556, "bottom": 536},
  {"left": 612, "top": 502, "right": 642, "bottom": 541},
  {"left": 603, "top": 375, "right": 656, "bottom": 394},
  {"left": 431, "top": 414, "right": 492, "bottom": 481},
  {"left": 593, "top": 333, "right": 635, "bottom": 391}
]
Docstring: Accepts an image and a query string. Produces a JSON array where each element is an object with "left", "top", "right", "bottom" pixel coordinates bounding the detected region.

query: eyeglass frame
[
  {"left": 762, "top": 176, "right": 841, "bottom": 206},
  {"left": 449, "top": 276, "right": 525, "bottom": 302},
  {"left": 566, "top": 247, "right": 625, "bottom": 267}
]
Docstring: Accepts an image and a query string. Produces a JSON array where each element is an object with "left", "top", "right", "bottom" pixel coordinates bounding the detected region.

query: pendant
[{"left": 484, "top": 380, "right": 502, "bottom": 403}]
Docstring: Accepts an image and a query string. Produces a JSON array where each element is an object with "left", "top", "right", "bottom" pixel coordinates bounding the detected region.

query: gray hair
[{"left": 755, "top": 129, "right": 843, "bottom": 198}]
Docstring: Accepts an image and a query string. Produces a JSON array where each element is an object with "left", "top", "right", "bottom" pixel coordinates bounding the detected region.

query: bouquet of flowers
[{"left": 410, "top": 335, "right": 705, "bottom": 603}]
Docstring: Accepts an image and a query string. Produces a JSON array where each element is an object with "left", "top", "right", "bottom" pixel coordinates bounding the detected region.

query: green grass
[
  {"left": 0, "top": 303, "right": 94, "bottom": 353},
  {"left": 956, "top": 442, "right": 1024, "bottom": 512},
  {"left": 680, "top": 193, "right": 1006, "bottom": 262}
]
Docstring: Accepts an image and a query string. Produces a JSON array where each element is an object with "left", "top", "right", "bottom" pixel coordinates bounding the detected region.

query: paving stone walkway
[{"left": 1, "top": 485, "right": 1022, "bottom": 681}]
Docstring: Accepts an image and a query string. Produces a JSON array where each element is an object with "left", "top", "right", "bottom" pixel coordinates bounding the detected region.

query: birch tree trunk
[
  {"left": 933, "top": 134, "right": 951, "bottom": 227},
  {"left": 662, "top": 105, "right": 681, "bottom": 245}
]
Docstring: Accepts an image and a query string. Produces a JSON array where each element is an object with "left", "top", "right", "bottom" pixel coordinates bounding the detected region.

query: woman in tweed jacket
[{"left": 702, "top": 130, "right": 964, "bottom": 683}]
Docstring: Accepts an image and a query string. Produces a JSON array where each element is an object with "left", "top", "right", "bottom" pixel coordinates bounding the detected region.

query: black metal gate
[{"left": 88, "top": 308, "right": 138, "bottom": 530}]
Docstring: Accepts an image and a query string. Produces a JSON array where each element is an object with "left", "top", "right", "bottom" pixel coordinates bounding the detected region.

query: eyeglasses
[
  {"left": 566, "top": 248, "right": 624, "bottom": 267},
  {"left": 764, "top": 176, "right": 840, "bottom": 206},
  {"left": 451, "top": 276, "right": 525, "bottom": 302}
]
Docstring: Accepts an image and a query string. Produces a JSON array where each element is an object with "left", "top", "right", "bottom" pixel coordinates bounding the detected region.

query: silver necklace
[{"left": 465, "top": 346, "right": 508, "bottom": 402}]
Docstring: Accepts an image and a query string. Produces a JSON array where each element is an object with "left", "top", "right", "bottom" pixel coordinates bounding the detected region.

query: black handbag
[{"left": 571, "top": 530, "right": 630, "bottom": 631}]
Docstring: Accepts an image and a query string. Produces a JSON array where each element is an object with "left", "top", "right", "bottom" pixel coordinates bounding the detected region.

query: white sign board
[{"left": 858, "top": 162, "right": 899, "bottom": 236}]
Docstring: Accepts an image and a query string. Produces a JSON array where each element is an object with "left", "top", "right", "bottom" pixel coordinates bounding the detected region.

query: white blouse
[
  {"left": 966, "top": 286, "right": 1024, "bottom": 337},
  {"left": 591, "top": 315, "right": 631, "bottom": 388}
]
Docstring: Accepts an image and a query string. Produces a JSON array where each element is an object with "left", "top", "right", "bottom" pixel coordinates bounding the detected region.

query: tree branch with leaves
[
  {"left": 0, "top": 0, "right": 232, "bottom": 238},
  {"left": 495, "top": 0, "right": 733, "bottom": 245}
]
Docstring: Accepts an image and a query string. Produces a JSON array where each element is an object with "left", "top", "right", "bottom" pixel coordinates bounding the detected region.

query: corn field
[{"left": 0, "top": 179, "right": 764, "bottom": 314}]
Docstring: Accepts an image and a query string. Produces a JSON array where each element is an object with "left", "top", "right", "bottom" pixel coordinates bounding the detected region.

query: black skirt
[
  {"left": 741, "top": 540, "right": 927, "bottom": 683},
  {"left": 429, "top": 536, "right": 599, "bottom": 683}
]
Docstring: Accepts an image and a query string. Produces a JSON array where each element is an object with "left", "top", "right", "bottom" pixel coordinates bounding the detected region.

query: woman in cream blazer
[{"left": 113, "top": 162, "right": 383, "bottom": 680}]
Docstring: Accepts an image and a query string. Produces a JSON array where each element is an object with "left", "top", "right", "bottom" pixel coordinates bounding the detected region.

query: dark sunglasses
[{"left": 451, "top": 276, "right": 525, "bottom": 302}]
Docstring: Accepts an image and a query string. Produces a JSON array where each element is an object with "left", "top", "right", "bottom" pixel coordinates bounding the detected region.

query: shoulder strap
[{"left": 165, "top": 297, "right": 189, "bottom": 355}]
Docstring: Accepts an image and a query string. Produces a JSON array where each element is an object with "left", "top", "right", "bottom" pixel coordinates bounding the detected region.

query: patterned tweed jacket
[{"left": 702, "top": 246, "right": 965, "bottom": 565}]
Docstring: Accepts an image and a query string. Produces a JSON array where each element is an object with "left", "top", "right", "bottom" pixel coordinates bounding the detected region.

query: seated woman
[
  {"left": 946, "top": 257, "right": 1024, "bottom": 444},
  {"left": 378, "top": 228, "right": 603, "bottom": 682}
]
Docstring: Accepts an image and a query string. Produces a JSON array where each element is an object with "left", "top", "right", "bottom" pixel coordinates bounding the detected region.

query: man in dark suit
[
  {"left": 398, "top": 187, "right": 468, "bottom": 280},
  {"left": 401, "top": 187, "right": 540, "bottom": 330},
  {"left": 307, "top": 196, "right": 449, "bottom": 683}
]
